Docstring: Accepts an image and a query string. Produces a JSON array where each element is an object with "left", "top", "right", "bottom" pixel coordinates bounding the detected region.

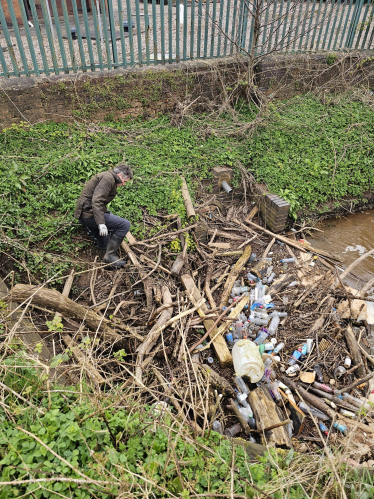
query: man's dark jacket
[{"left": 74, "top": 170, "right": 121, "bottom": 226}]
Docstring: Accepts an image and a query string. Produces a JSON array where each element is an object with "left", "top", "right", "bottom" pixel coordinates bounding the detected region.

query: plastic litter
[{"left": 232, "top": 339, "right": 265, "bottom": 382}]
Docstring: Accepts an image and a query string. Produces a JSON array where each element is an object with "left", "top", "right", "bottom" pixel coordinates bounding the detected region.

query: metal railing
[{"left": 0, "top": 0, "right": 373, "bottom": 77}]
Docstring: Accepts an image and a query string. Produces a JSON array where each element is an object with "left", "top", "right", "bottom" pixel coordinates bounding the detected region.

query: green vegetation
[{"left": 0, "top": 94, "right": 373, "bottom": 281}]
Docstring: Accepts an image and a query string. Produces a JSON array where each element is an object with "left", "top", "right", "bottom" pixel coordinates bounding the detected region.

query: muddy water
[{"left": 310, "top": 210, "right": 374, "bottom": 296}]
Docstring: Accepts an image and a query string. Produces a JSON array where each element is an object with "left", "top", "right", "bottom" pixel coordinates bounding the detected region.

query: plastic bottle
[
  {"left": 267, "top": 272, "right": 276, "bottom": 284},
  {"left": 232, "top": 339, "right": 265, "bottom": 382},
  {"left": 299, "top": 401, "right": 329, "bottom": 420},
  {"left": 268, "top": 315, "right": 280, "bottom": 335},
  {"left": 280, "top": 258, "right": 295, "bottom": 263},
  {"left": 342, "top": 393, "right": 371, "bottom": 410},
  {"left": 333, "top": 422, "right": 348, "bottom": 435},
  {"left": 266, "top": 266, "right": 274, "bottom": 276},
  {"left": 335, "top": 366, "right": 346, "bottom": 376},
  {"left": 235, "top": 375, "right": 250, "bottom": 395},
  {"left": 255, "top": 281, "right": 265, "bottom": 304},
  {"left": 279, "top": 382, "right": 296, "bottom": 404},
  {"left": 272, "top": 342, "right": 285, "bottom": 355},
  {"left": 267, "top": 381, "right": 282, "bottom": 402},
  {"left": 264, "top": 342, "right": 274, "bottom": 351},
  {"left": 313, "top": 382, "right": 333, "bottom": 393},
  {"left": 300, "top": 344, "right": 308, "bottom": 357},
  {"left": 212, "top": 420, "right": 223, "bottom": 434},
  {"left": 340, "top": 409, "right": 356, "bottom": 419},
  {"left": 226, "top": 332, "right": 234, "bottom": 347},
  {"left": 254, "top": 330, "right": 269, "bottom": 345},
  {"left": 287, "top": 281, "right": 298, "bottom": 287},
  {"left": 282, "top": 262, "right": 288, "bottom": 271},
  {"left": 239, "top": 406, "right": 253, "bottom": 421},
  {"left": 319, "top": 422, "right": 329, "bottom": 435},
  {"left": 270, "top": 311, "right": 288, "bottom": 318},
  {"left": 249, "top": 317, "right": 269, "bottom": 326},
  {"left": 231, "top": 286, "right": 249, "bottom": 296},
  {"left": 248, "top": 417, "right": 256, "bottom": 430},
  {"left": 247, "top": 272, "right": 258, "bottom": 282},
  {"left": 235, "top": 322, "right": 244, "bottom": 338},
  {"left": 224, "top": 423, "right": 242, "bottom": 438},
  {"left": 288, "top": 350, "right": 302, "bottom": 365},
  {"left": 306, "top": 339, "right": 313, "bottom": 353},
  {"left": 248, "top": 253, "right": 257, "bottom": 264}
]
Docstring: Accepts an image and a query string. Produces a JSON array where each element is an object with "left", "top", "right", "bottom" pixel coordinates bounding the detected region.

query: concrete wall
[{"left": 1, "top": 53, "right": 374, "bottom": 130}]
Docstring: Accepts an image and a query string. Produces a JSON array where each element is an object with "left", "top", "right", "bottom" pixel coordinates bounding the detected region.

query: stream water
[{"left": 310, "top": 210, "right": 374, "bottom": 297}]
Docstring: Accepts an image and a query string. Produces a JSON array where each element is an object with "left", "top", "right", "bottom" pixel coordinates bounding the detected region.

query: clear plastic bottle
[
  {"left": 254, "top": 311, "right": 269, "bottom": 320},
  {"left": 288, "top": 350, "right": 301, "bottom": 365},
  {"left": 272, "top": 342, "right": 285, "bottom": 355},
  {"left": 235, "top": 322, "right": 244, "bottom": 337},
  {"left": 333, "top": 422, "right": 348, "bottom": 435},
  {"left": 224, "top": 423, "right": 242, "bottom": 438},
  {"left": 212, "top": 420, "right": 223, "bottom": 434},
  {"left": 239, "top": 406, "right": 253, "bottom": 421},
  {"left": 299, "top": 401, "right": 329, "bottom": 420},
  {"left": 269, "top": 311, "right": 288, "bottom": 318},
  {"left": 268, "top": 315, "right": 280, "bottom": 335},
  {"left": 235, "top": 375, "right": 250, "bottom": 395},
  {"left": 342, "top": 393, "right": 371, "bottom": 410},
  {"left": 313, "top": 382, "right": 333, "bottom": 393},
  {"left": 254, "top": 330, "right": 269, "bottom": 345},
  {"left": 267, "top": 381, "right": 282, "bottom": 402},
  {"left": 267, "top": 272, "right": 276, "bottom": 284},
  {"left": 280, "top": 258, "right": 295, "bottom": 263},
  {"left": 248, "top": 253, "right": 257, "bottom": 264},
  {"left": 249, "top": 317, "right": 269, "bottom": 326}
]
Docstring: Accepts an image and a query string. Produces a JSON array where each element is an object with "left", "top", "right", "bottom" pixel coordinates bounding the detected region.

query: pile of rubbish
[{"left": 4, "top": 183, "right": 374, "bottom": 466}]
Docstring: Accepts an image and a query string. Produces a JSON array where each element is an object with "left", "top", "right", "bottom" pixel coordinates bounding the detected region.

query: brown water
[{"left": 310, "top": 210, "right": 374, "bottom": 297}]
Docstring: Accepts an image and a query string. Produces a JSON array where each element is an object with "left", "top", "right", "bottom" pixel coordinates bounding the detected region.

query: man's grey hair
[{"left": 114, "top": 163, "right": 133, "bottom": 180}]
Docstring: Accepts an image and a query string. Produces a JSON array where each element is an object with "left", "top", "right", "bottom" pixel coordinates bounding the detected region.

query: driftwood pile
[{"left": 4, "top": 179, "right": 374, "bottom": 462}]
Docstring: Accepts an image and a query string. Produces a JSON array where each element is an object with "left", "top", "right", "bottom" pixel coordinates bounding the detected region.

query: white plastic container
[{"left": 232, "top": 339, "right": 265, "bottom": 382}]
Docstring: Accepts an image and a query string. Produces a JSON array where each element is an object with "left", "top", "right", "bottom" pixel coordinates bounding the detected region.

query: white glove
[{"left": 98, "top": 224, "right": 108, "bottom": 237}]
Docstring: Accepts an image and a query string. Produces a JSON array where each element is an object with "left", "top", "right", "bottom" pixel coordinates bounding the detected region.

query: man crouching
[{"left": 75, "top": 163, "right": 132, "bottom": 269}]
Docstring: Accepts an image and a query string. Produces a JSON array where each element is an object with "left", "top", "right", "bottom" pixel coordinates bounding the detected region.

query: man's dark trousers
[{"left": 79, "top": 212, "right": 131, "bottom": 250}]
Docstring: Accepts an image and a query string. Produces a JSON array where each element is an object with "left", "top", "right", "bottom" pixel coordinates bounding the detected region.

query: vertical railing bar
[
  {"left": 160, "top": 0, "right": 166, "bottom": 63},
  {"left": 340, "top": 0, "right": 356, "bottom": 48},
  {"left": 366, "top": 14, "right": 374, "bottom": 48},
  {"left": 183, "top": 0, "right": 188, "bottom": 60},
  {"left": 197, "top": 0, "right": 203, "bottom": 58},
  {"left": 49, "top": 0, "right": 69, "bottom": 73},
  {"left": 125, "top": 0, "right": 135, "bottom": 65},
  {"left": 107, "top": 0, "right": 119, "bottom": 67},
  {"left": 315, "top": 1, "right": 330, "bottom": 51},
  {"left": 332, "top": 0, "right": 348, "bottom": 50},
  {"left": 309, "top": 0, "right": 324, "bottom": 51},
  {"left": 291, "top": 0, "right": 304, "bottom": 52},
  {"left": 0, "top": 8, "right": 10, "bottom": 77},
  {"left": 18, "top": 0, "right": 40, "bottom": 75},
  {"left": 360, "top": 0, "right": 374, "bottom": 49},
  {"left": 266, "top": 0, "right": 278, "bottom": 54},
  {"left": 297, "top": 0, "right": 310, "bottom": 52},
  {"left": 203, "top": 0, "right": 210, "bottom": 58},
  {"left": 284, "top": 0, "right": 298, "bottom": 52},
  {"left": 90, "top": 0, "right": 104, "bottom": 70},
  {"left": 321, "top": 0, "right": 336, "bottom": 50},
  {"left": 261, "top": 0, "right": 270, "bottom": 53},
  {"left": 280, "top": 0, "right": 293, "bottom": 50},
  {"left": 6, "top": 0, "right": 31, "bottom": 75},
  {"left": 40, "top": 0, "right": 60, "bottom": 73},
  {"left": 80, "top": 0, "right": 96, "bottom": 70},
  {"left": 60, "top": 0, "right": 78, "bottom": 72},
  {"left": 327, "top": 0, "right": 342, "bottom": 50},
  {"left": 210, "top": 0, "right": 218, "bottom": 57},
  {"left": 144, "top": 0, "right": 151, "bottom": 64},
  {"left": 168, "top": 0, "right": 173, "bottom": 62},
  {"left": 230, "top": 0, "right": 238, "bottom": 55},
  {"left": 190, "top": 0, "right": 195, "bottom": 59},
  {"left": 116, "top": 0, "right": 128, "bottom": 68},
  {"left": 355, "top": 0, "right": 370, "bottom": 49},
  {"left": 241, "top": 1, "right": 249, "bottom": 52},
  {"left": 100, "top": 0, "right": 113, "bottom": 68},
  {"left": 236, "top": 0, "right": 244, "bottom": 52},
  {"left": 70, "top": 0, "right": 87, "bottom": 71},
  {"left": 348, "top": 0, "right": 364, "bottom": 48},
  {"left": 346, "top": 0, "right": 360, "bottom": 46},
  {"left": 27, "top": 0, "right": 49, "bottom": 75},
  {"left": 151, "top": 0, "right": 158, "bottom": 63},
  {"left": 217, "top": 0, "right": 225, "bottom": 57},
  {"left": 274, "top": 0, "right": 284, "bottom": 51},
  {"left": 176, "top": 0, "right": 180, "bottom": 62},
  {"left": 134, "top": 0, "right": 143, "bottom": 64},
  {"left": 223, "top": 0, "right": 231, "bottom": 55}
]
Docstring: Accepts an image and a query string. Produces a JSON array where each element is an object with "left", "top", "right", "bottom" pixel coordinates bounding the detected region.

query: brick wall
[{"left": 1, "top": 53, "right": 374, "bottom": 130}]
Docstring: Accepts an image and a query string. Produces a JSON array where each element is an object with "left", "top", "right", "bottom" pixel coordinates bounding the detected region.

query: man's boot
[{"left": 103, "top": 233, "right": 126, "bottom": 268}]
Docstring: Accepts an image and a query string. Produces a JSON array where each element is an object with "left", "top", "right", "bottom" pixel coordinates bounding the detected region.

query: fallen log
[
  {"left": 343, "top": 325, "right": 366, "bottom": 378},
  {"left": 219, "top": 244, "right": 252, "bottom": 308},
  {"left": 171, "top": 234, "right": 188, "bottom": 277},
  {"left": 181, "top": 176, "right": 196, "bottom": 219},
  {"left": 247, "top": 386, "right": 292, "bottom": 448},
  {"left": 269, "top": 273, "right": 296, "bottom": 295},
  {"left": 181, "top": 274, "right": 232, "bottom": 367},
  {"left": 284, "top": 378, "right": 335, "bottom": 419},
  {"left": 198, "top": 363, "right": 236, "bottom": 398},
  {"left": 135, "top": 286, "right": 173, "bottom": 383},
  {"left": 242, "top": 220, "right": 342, "bottom": 262},
  {"left": 6, "top": 284, "right": 121, "bottom": 342}
]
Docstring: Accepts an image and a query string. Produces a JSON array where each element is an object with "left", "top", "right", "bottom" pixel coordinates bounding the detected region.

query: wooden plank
[
  {"left": 181, "top": 274, "right": 232, "bottom": 368},
  {"left": 181, "top": 176, "right": 196, "bottom": 219},
  {"left": 208, "top": 242, "right": 231, "bottom": 250},
  {"left": 248, "top": 386, "right": 292, "bottom": 448},
  {"left": 246, "top": 205, "right": 259, "bottom": 222},
  {"left": 343, "top": 325, "right": 366, "bottom": 378}
]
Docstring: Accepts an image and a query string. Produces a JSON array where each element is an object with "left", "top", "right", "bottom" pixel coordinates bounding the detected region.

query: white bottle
[
  {"left": 232, "top": 339, "right": 265, "bottom": 383},
  {"left": 268, "top": 315, "right": 280, "bottom": 335}
]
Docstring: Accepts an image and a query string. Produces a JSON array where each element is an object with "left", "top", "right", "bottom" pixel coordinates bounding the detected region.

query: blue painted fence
[{"left": 0, "top": 0, "right": 373, "bottom": 77}]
